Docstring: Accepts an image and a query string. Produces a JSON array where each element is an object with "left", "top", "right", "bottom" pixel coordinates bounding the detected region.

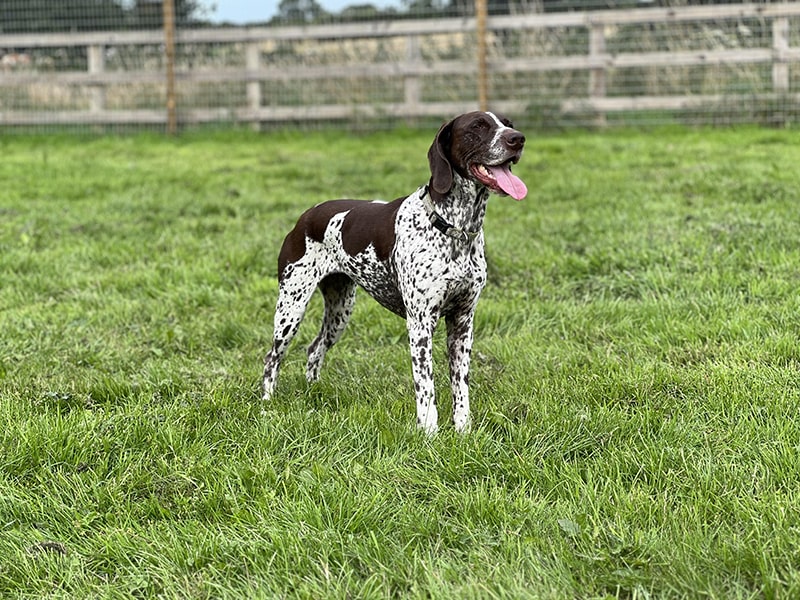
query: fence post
[
  {"left": 476, "top": 0, "right": 489, "bottom": 112},
  {"left": 246, "top": 42, "right": 262, "bottom": 131},
  {"left": 588, "top": 22, "right": 607, "bottom": 126},
  {"left": 87, "top": 45, "right": 105, "bottom": 116},
  {"left": 772, "top": 17, "right": 789, "bottom": 93},
  {"left": 162, "top": 0, "right": 178, "bottom": 134}
]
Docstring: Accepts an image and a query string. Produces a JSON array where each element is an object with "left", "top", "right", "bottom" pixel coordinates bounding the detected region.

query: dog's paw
[
  {"left": 453, "top": 415, "right": 471, "bottom": 434},
  {"left": 417, "top": 409, "right": 439, "bottom": 435}
]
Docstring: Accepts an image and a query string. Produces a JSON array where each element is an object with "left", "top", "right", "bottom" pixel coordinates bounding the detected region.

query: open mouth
[{"left": 470, "top": 159, "right": 528, "bottom": 200}]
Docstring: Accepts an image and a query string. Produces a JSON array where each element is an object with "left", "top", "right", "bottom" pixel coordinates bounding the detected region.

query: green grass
[{"left": 2, "top": 124, "right": 800, "bottom": 598}]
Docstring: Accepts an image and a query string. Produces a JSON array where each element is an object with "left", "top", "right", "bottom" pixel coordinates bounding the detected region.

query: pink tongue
[{"left": 487, "top": 164, "right": 527, "bottom": 200}]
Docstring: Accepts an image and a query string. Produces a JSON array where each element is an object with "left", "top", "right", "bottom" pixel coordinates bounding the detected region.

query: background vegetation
[
  {"left": 1, "top": 126, "right": 800, "bottom": 598},
  {"left": 0, "top": 0, "right": 781, "bottom": 30},
  {"left": 0, "top": 0, "right": 204, "bottom": 32}
]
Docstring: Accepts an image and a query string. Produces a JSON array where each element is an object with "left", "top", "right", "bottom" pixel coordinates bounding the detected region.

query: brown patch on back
[
  {"left": 277, "top": 226, "right": 306, "bottom": 281},
  {"left": 341, "top": 197, "right": 404, "bottom": 260},
  {"left": 277, "top": 196, "right": 406, "bottom": 280},
  {"left": 278, "top": 201, "right": 355, "bottom": 279}
]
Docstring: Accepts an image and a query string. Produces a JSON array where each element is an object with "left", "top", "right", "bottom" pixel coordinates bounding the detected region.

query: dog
[{"left": 262, "top": 111, "right": 527, "bottom": 433}]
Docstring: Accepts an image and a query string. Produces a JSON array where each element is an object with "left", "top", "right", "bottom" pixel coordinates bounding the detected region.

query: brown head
[{"left": 427, "top": 111, "right": 527, "bottom": 202}]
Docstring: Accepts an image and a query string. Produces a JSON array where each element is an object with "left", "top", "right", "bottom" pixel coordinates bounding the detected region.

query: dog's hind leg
[
  {"left": 262, "top": 262, "right": 320, "bottom": 400},
  {"left": 306, "top": 273, "right": 356, "bottom": 383}
]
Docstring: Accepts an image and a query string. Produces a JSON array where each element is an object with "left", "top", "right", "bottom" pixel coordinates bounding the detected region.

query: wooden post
[
  {"left": 475, "top": 0, "right": 489, "bottom": 112},
  {"left": 588, "top": 22, "right": 607, "bottom": 127},
  {"left": 87, "top": 45, "right": 105, "bottom": 115},
  {"left": 772, "top": 17, "right": 789, "bottom": 93},
  {"left": 163, "top": 0, "right": 178, "bottom": 134},
  {"left": 246, "top": 42, "right": 262, "bottom": 131}
]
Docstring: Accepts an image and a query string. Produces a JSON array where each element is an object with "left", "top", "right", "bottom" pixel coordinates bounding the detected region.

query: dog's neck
[{"left": 429, "top": 173, "right": 490, "bottom": 237}]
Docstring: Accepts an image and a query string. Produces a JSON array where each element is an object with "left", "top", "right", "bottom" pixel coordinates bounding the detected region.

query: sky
[{"left": 207, "top": 0, "right": 399, "bottom": 24}]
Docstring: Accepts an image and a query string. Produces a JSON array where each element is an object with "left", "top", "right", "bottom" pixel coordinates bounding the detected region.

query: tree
[
  {"left": 131, "top": 0, "right": 208, "bottom": 28},
  {"left": 403, "top": 0, "right": 449, "bottom": 18},
  {"left": 0, "top": 0, "right": 207, "bottom": 33},
  {"left": 337, "top": 4, "right": 400, "bottom": 21},
  {"left": 272, "top": 0, "right": 330, "bottom": 24}
]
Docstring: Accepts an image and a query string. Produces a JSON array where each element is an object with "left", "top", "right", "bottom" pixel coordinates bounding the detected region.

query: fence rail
[{"left": 1, "top": 2, "right": 799, "bottom": 129}]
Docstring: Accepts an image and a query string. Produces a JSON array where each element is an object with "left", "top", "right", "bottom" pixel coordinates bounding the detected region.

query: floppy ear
[{"left": 427, "top": 119, "right": 454, "bottom": 198}]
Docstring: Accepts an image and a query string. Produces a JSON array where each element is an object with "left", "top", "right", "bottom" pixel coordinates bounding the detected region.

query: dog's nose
[{"left": 503, "top": 130, "right": 526, "bottom": 150}]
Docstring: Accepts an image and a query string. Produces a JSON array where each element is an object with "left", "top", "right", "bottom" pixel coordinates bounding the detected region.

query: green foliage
[
  {"left": 2, "top": 126, "right": 800, "bottom": 597},
  {"left": 0, "top": 0, "right": 205, "bottom": 32}
]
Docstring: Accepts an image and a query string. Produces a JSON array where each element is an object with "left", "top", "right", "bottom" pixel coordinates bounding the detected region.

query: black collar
[{"left": 419, "top": 186, "right": 480, "bottom": 244}]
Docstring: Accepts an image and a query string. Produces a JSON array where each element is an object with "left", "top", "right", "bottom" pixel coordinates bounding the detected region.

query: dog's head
[{"left": 428, "top": 111, "right": 527, "bottom": 201}]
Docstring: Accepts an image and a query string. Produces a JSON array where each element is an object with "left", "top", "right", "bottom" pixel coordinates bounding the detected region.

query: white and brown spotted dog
[{"left": 262, "top": 111, "right": 527, "bottom": 433}]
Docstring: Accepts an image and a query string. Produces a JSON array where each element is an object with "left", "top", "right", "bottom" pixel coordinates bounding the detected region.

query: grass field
[{"left": 1, "top": 124, "right": 800, "bottom": 598}]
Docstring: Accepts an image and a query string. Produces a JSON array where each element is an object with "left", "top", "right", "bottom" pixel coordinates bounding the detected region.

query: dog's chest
[{"left": 394, "top": 203, "right": 487, "bottom": 308}]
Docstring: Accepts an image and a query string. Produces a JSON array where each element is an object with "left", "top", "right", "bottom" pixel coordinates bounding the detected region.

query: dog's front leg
[
  {"left": 446, "top": 310, "right": 475, "bottom": 433},
  {"left": 406, "top": 316, "right": 438, "bottom": 434}
]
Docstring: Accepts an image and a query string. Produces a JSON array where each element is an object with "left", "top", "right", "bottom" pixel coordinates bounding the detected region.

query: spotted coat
[{"left": 262, "top": 111, "right": 527, "bottom": 433}]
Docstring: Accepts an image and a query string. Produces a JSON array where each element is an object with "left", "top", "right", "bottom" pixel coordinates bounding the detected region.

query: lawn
[{"left": 1, "top": 124, "right": 800, "bottom": 598}]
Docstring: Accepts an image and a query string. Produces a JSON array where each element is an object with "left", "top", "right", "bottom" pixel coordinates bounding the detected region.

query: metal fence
[{"left": 1, "top": 1, "right": 799, "bottom": 133}]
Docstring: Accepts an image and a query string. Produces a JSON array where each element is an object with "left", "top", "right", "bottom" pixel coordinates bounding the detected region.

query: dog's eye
[
  {"left": 474, "top": 119, "right": 491, "bottom": 133},
  {"left": 501, "top": 117, "right": 514, "bottom": 128}
]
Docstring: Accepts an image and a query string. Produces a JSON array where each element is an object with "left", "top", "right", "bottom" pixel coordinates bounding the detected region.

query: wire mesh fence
[{"left": 1, "top": 0, "right": 799, "bottom": 133}]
